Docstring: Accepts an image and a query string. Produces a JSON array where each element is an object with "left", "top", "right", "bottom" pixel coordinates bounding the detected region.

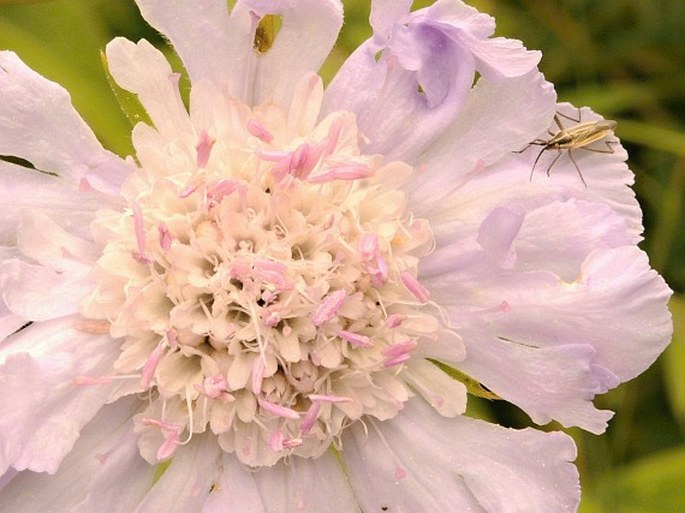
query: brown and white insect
[{"left": 515, "top": 110, "right": 618, "bottom": 186}]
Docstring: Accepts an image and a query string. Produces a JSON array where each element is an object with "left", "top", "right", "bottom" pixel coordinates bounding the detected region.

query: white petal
[
  {"left": 0, "top": 51, "right": 129, "bottom": 193},
  {"left": 0, "top": 258, "right": 92, "bottom": 321},
  {"left": 17, "top": 209, "right": 99, "bottom": 271},
  {"left": 342, "top": 398, "right": 579, "bottom": 513},
  {"left": 403, "top": 358, "right": 467, "bottom": 417},
  {"left": 135, "top": 435, "right": 222, "bottom": 513},
  {"left": 134, "top": 0, "right": 233, "bottom": 86},
  {"left": 0, "top": 398, "right": 150, "bottom": 513},
  {"left": 227, "top": 0, "right": 343, "bottom": 107},
  {"left": 105, "top": 37, "right": 192, "bottom": 141},
  {"left": 202, "top": 454, "right": 266, "bottom": 513},
  {"left": 0, "top": 159, "right": 113, "bottom": 246},
  {"left": 0, "top": 318, "right": 121, "bottom": 474}
]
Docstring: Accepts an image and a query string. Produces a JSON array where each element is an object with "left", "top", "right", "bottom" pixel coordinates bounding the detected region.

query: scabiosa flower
[{"left": 0, "top": 0, "right": 672, "bottom": 511}]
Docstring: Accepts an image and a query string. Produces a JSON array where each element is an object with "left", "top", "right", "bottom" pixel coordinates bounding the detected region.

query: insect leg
[
  {"left": 581, "top": 140, "right": 617, "bottom": 155},
  {"left": 513, "top": 140, "right": 547, "bottom": 154},
  {"left": 566, "top": 149, "right": 588, "bottom": 187},
  {"left": 529, "top": 146, "right": 548, "bottom": 181},
  {"left": 544, "top": 149, "right": 564, "bottom": 177},
  {"left": 557, "top": 108, "right": 583, "bottom": 124}
]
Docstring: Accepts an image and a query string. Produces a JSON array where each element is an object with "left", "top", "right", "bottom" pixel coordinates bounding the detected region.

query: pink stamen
[
  {"left": 142, "top": 418, "right": 183, "bottom": 461},
  {"left": 382, "top": 352, "right": 412, "bottom": 368},
  {"left": 258, "top": 398, "right": 300, "bottom": 420},
  {"left": 338, "top": 330, "right": 374, "bottom": 348},
  {"left": 307, "top": 163, "right": 374, "bottom": 184},
  {"left": 382, "top": 339, "right": 418, "bottom": 358},
  {"left": 323, "top": 117, "right": 343, "bottom": 157},
  {"left": 141, "top": 343, "right": 165, "bottom": 389},
  {"left": 263, "top": 310, "right": 281, "bottom": 328},
  {"left": 131, "top": 204, "right": 153, "bottom": 264},
  {"left": 207, "top": 179, "right": 241, "bottom": 206},
  {"left": 283, "top": 437, "right": 303, "bottom": 449},
  {"left": 299, "top": 401, "right": 321, "bottom": 434},
  {"left": 385, "top": 314, "right": 406, "bottom": 328},
  {"left": 158, "top": 223, "right": 172, "bottom": 251},
  {"left": 256, "top": 149, "right": 289, "bottom": 162},
  {"left": 196, "top": 130, "right": 215, "bottom": 168},
  {"left": 178, "top": 183, "right": 197, "bottom": 198},
  {"left": 308, "top": 394, "right": 353, "bottom": 404},
  {"left": 73, "top": 319, "right": 111, "bottom": 334},
  {"left": 400, "top": 271, "right": 430, "bottom": 303},
  {"left": 370, "top": 254, "right": 389, "bottom": 286},
  {"left": 251, "top": 357, "right": 266, "bottom": 394},
  {"left": 312, "top": 290, "right": 347, "bottom": 327},
  {"left": 247, "top": 118, "right": 274, "bottom": 143}
]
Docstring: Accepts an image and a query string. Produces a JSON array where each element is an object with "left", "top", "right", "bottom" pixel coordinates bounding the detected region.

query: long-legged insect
[{"left": 515, "top": 110, "right": 617, "bottom": 186}]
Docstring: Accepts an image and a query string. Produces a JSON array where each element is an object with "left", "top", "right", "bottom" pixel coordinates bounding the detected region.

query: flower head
[{"left": 0, "top": 1, "right": 672, "bottom": 512}]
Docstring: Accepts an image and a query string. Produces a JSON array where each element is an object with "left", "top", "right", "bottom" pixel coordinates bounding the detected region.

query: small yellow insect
[{"left": 515, "top": 110, "right": 618, "bottom": 186}]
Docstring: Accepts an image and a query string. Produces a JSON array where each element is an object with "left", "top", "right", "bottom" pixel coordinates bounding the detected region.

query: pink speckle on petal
[{"left": 395, "top": 467, "right": 407, "bottom": 480}]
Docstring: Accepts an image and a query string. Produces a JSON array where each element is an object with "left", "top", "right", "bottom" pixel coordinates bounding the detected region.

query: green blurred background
[{"left": 0, "top": 0, "right": 683, "bottom": 511}]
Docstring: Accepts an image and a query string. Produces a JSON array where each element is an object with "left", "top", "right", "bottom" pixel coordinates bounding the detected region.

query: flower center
[{"left": 81, "top": 85, "right": 440, "bottom": 466}]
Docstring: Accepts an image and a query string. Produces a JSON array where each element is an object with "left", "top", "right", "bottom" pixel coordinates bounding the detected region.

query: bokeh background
[{"left": 1, "top": 1, "right": 683, "bottom": 511}]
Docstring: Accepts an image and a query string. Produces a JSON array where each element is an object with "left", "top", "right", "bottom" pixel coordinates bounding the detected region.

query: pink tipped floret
[
  {"left": 247, "top": 118, "right": 274, "bottom": 143},
  {"left": 251, "top": 357, "right": 266, "bottom": 394},
  {"left": 312, "top": 289, "right": 347, "bottom": 327},
  {"left": 158, "top": 223, "right": 172, "bottom": 251},
  {"left": 196, "top": 130, "right": 215, "bottom": 168},
  {"left": 141, "top": 343, "right": 165, "bottom": 389},
  {"left": 400, "top": 271, "right": 430, "bottom": 303},
  {"left": 258, "top": 398, "right": 300, "bottom": 420},
  {"left": 299, "top": 401, "right": 321, "bottom": 434}
]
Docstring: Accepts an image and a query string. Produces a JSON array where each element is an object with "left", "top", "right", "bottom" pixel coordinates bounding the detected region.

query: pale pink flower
[{"left": 0, "top": 1, "right": 672, "bottom": 512}]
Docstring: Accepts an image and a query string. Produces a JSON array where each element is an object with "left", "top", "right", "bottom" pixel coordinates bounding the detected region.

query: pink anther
[
  {"left": 385, "top": 314, "right": 406, "bottom": 329},
  {"left": 258, "top": 398, "right": 300, "bottom": 420},
  {"left": 141, "top": 343, "right": 165, "bottom": 389},
  {"left": 308, "top": 394, "right": 353, "bottom": 404},
  {"left": 400, "top": 271, "right": 430, "bottom": 303},
  {"left": 247, "top": 118, "right": 274, "bottom": 143},
  {"left": 307, "top": 163, "right": 374, "bottom": 184},
  {"left": 338, "top": 330, "right": 374, "bottom": 348},
  {"left": 312, "top": 289, "right": 347, "bottom": 327},
  {"left": 141, "top": 418, "right": 183, "bottom": 460},
  {"left": 299, "top": 401, "right": 321, "bottom": 434},
  {"left": 251, "top": 357, "right": 266, "bottom": 394}
]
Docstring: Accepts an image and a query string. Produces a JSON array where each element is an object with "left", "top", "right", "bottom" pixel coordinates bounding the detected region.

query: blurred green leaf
[
  {"left": 591, "top": 447, "right": 685, "bottom": 513},
  {"left": 0, "top": 0, "right": 133, "bottom": 156},
  {"left": 664, "top": 295, "right": 685, "bottom": 430}
]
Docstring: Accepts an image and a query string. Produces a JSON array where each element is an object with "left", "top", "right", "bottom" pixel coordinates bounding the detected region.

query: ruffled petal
[
  {"left": 0, "top": 398, "right": 151, "bottom": 513},
  {"left": 341, "top": 398, "right": 579, "bottom": 513},
  {"left": 105, "top": 37, "right": 192, "bottom": 141},
  {"left": 423, "top": 240, "right": 672, "bottom": 433},
  {"left": 0, "top": 51, "right": 130, "bottom": 194},
  {"left": 0, "top": 317, "right": 121, "bottom": 474},
  {"left": 323, "top": 0, "right": 540, "bottom": 163},
  {"left": 408, "top": 71, "right": 556, "bottom": 211}
]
